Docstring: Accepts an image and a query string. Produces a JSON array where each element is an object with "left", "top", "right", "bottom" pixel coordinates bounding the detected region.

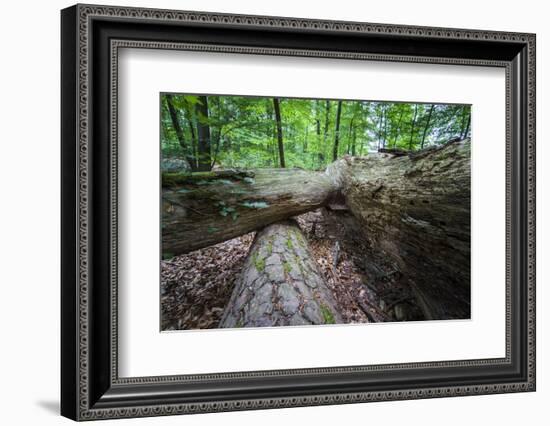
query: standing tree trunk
[
  {"left": 220, "top": 221, "right": 342, "bottom": 328},
  {"left": 420, "top": 104, "right": 435, "bottom": 149},
  {"left": 195, "top": 96, "right": 212, "bottom": 171},
  {"left": 346, "top": 116, "right": 355, "bottom": 155},
  {"left": 351, "top": 127, "right": 357, "bottom": 156},
  {"left": 323, "top": 100, "right": 331, "bottom": 161},
  {"left": 376, "top": 107, "right": 384, "bottom": 150},
  {"left": 165, "top": 94, "right": 186, "bottom": 150},
  {"left": 408, "top": 104, "right": 418, "bottom": 149},
  {"left": 183, "top": 107, "right": 198, "bottom": 170},
  {"left": 461, "top": 110, "right": 471, "bottom": 139},
  {"left": 392, "top": 108, "right": 405, "bottom": 148},
  {"left": 332, "top": 100, "right": 343, "bottom": 161},
  {"left": 273, "top": 98, "right": 285, "bottom": 168},
  {"left": 315, "top": 100, "right": 322, "bottom": 166},
  {"left": 382, "top": 106, "right": 388, "bottom": 148}
]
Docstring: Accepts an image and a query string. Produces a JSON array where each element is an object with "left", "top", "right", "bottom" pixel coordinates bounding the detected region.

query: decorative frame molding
[{"left": 61, "top": 4, "right": 535, "bottom": 421}]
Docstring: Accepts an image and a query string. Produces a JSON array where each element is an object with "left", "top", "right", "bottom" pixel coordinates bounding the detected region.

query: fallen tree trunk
[
  {"left": 330, "top": 138, "right": 471, "bottom": 319},
  {"left": 162, "top": 169, "right": 337, "bottom": 255},
  {"left": 220, "top": 221, "right": 342, "bottom": 328}
]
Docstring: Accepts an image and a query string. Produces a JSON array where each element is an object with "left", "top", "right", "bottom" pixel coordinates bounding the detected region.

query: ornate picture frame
[{"left": 61, "top": 4, "right": 535, "bottom": 421}]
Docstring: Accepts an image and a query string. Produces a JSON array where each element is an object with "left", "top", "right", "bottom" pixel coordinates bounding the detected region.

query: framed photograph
[{"left": 61, "top": 4, "right": 536, "bottom": 421}]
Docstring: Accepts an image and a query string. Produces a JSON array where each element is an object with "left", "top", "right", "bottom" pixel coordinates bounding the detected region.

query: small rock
[{"left": 161, "top": 157, "right": 191, "bottom": 173}]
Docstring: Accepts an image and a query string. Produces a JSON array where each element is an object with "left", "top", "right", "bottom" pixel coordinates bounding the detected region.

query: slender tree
[
  {"left": 346, "top": 117, "right": 354, "bottom": 154},
  {"left": 382, "top": 106, "right": 389, "bottom": 148},
  {"left": 376, "top": 105, "right": 384, "bottom": 149},
  {"left": 273, "top": 98, "right": 285, "bottom": 168},
  {"left": 351, "top": 126, "right": 357, "bottom": 156},
  {"left": 183, "top": 107, "right": 197, "bottom": 169},
  {"left": 165, "top": 94, "right": 186, "bottom": 151},
  {"left": 461, "top": 106, "right": 471, "bottom": 139},
  {"left": 409, "top": 104, "right": 418, "bottom": 150},
  {"left": 323, "top": 100, "right": 331, "bottom": 162},
  {"left": 195, "top": 95, "right": 212, "bottom": 171},
  {"left": 333, "top": 101, "right": 343, "bottom": 161},
  {"left": 392, "top": 106, "right": 405, "bottom": 148},
  {"left": 420, "top": 104, "right": 435, "bottom": 149}
]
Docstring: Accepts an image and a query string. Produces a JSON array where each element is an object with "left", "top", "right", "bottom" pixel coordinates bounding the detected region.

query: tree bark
[
  {"left": 219, "top": 221, "right": 342, "bottom": 328},
  {"left": 162, "top": 168, "right": 338, "bottom": 255},
  {"left": 195, "top": 96, "right": 212, "bottom": 171},
  {"left": 273, "top": 98, "right": 285, "bottom": 168},
  {"left": 328, "top": 138, "right": 471, "bottom": 319}
]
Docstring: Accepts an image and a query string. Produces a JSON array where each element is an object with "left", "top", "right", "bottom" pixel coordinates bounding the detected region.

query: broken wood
[
  {"left": 219, "top": 221, "right": 342, "bottom": 328},
  {"left": 162, "top": 168, "right": 338, "bottom": 255},
  {"left": 335, "top": 138, "right": 471, "bottom": 319}
]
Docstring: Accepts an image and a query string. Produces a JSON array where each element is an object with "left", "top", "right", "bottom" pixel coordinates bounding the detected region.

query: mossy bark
[
  {"left": 162, "top": 168, "right": 338, "bottom": 255},
  {"left": 220, "top": 221, "right": 341, "bottom": 328}
]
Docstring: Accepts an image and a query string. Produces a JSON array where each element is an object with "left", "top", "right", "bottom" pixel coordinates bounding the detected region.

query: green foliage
[{"left": 161, "top": 94, "right": 471, "bottom": 171}]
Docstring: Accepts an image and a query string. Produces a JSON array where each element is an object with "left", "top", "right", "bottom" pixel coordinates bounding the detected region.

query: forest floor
[{"left": 161, "top": 208, "right": 423, "bottom": 331}]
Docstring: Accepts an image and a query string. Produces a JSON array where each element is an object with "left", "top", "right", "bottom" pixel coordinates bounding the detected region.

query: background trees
[{"left": 161, "top": 94, "right": 471, "bottom": 171}]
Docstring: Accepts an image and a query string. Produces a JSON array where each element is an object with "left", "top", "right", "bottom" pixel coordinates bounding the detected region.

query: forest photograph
[{"left": 160, "top": 93, "right": 471, "bottom": 331}]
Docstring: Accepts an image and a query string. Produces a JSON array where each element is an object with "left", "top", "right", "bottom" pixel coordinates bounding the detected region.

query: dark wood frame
[{"left": 61, "top": 3, "right": 536, "bottom": 421}]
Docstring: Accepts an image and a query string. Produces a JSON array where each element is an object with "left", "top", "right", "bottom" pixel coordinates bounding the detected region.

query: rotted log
[
  {"left": 219, "top": 221, "right": 342, "bottom": 328},
  {"left": 162, "top": 169, "right": 338, "bottom": 255},
  {"left": 331, "top": 138, "right": 471, "bottom": 320}
]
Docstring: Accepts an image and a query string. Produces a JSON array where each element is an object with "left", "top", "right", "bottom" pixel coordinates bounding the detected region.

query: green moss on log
[
  {"left": 162, "top": 169, "right": 255, "bottom": 188},
  {"left": 320, "top": 304, "right": 336, "bottom": 324},
  {"left": 252, "top": 252, "right": 265, "bottom": 272}
]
